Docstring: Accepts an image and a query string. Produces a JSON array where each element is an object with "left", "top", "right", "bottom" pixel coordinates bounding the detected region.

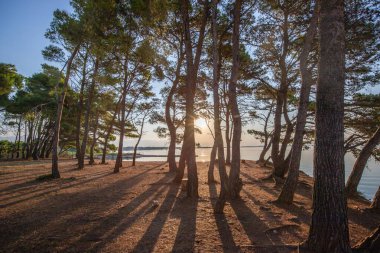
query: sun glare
[{"left": 195, "top": 118, "right": 208, "bottom": 129}]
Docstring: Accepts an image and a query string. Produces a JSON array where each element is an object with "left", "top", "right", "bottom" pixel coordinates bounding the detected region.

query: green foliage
[{"left": 0, "top": 140, "right": 14, "bottom": 159}]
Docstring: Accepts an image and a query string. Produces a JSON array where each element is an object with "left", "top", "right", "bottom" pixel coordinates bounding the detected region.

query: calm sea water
[{"left": 121, "top": 146, "right": 379, "bottom": 200}]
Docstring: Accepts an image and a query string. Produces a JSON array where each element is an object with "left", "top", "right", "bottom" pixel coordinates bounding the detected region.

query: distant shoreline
[{"left": 122, "top": 145, "right": 264, "bottom": 151}]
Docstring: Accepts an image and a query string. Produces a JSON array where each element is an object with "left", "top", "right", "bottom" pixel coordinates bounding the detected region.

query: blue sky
[{"left": 0, "top": 0, "right": 72, "bottom": 77}]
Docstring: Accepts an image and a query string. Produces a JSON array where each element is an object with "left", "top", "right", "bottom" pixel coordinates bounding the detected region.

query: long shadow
[
  {"left": 0, "top": 169, "right": 113, "bottom": 195},
  {"left": 208, "top": 182, "right": 239, "bottom": 252},
  {"left": 131, "top": 182, "right": 180, "bottom": 253},
  {"left": 65, "top": 173, "right": 175, "bottom": 252},
  {"left": 170, "top": 195, "right": 198, "bottom": 252},
  {"left": 0, "top": 164, "right": 159, "bottom": 208},
  {"left": 0, "top": 167, "right": 157, "bottom": 251},
  {"left": 0, "top": 171, "right": 113, "bottom": 207}
]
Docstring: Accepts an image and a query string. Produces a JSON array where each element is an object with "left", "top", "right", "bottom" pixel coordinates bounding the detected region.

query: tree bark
[
  {"left": 173, "top": 0, "right": 209, "bottom": 194},
  {"left": 78, "top": 58, "right": 99, "bottom": 169},
  {"left": 271, "top": 8, "right": 290, "bottom": 178},
  {"left": 346, "top": 126, "right": 380, "bottom": 196},
  {"left": 89, "top": 109, "right": 99, "bottom": 165},
  {"left": 132, "top": 114, "right": 146, "bottom": 166},
  {"left": 51, "top": 45, "right": 80, "bottom": 178},
  {"left": 75, "top": 51, "right": 88, "bottom": 160},
  {"left": 101, "top": 103, "right": 119, "bottom": 164},
  {"left": 228, "top": 0, "right": 243, "bottom": 200},
  {"left": 32, "top": 118, "right": 43, "bottom": 160},
  {"left": 305, "top": 0, "right": 351, "bottom": 252},
  {"left": 353, "top": 225, "right": 380, "bottom": 253},
  {"left": 277, "top": 3, "right": 318, "bottom": 204},
  {"left": 207, "top": 141, "right": 217, "bottom": 183},
  {"left": 15, "top": 115, "right": 21, "bottom": 159},
  {"left": 370, "top": 186, "right": 380, "bottom": 210},
  {"left": 211, "top": 0, "right": 229, "bottom": 213},
  {"left": 180, "top": 0, "right": 200, "bottom": 197},
  {"left": 165, "top": 46, "right": 184, "bottom": 172},
  {"left": 225, "top": 101, "right": 231, "bottom": 165},
  {"left": 114, "top": 58, "right": 129, "bottom": 173}
]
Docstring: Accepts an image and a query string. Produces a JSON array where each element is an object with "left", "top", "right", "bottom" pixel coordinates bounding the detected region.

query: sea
[{"left": 116, "top": 146, "right": 379, "bottom": 201}]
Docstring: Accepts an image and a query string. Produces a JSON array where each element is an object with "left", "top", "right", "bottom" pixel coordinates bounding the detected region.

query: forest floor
[{"left": 0, "top": 159, "right": 379, "bottom": 253}]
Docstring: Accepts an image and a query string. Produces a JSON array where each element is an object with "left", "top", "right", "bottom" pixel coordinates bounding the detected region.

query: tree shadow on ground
[
  {"left": 131, "top": 182, "right": 180, "bottom": 253},
  {"left": 0, "top": 164, "right": 160, "bottom": 251},
  {"left": 170, "top": 193, "right": 199, "bottom": 252},
  {"left": 208, "top": 182, "right": 239, "bottom": 252}
]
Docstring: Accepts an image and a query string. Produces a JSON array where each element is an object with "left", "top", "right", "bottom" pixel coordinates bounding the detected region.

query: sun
[{"left": 195, "top": 118, "right": 208, "bottom": 129}]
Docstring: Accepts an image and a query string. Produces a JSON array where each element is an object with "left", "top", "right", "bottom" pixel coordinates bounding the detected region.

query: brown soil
[{"left": 0, "top": 159, "right": 379, "bottom": 253}]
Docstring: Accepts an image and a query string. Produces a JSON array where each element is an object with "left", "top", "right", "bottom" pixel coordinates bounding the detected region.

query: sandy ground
[{"left": 0, "top": 159, "right": 379, "bottom": 253}]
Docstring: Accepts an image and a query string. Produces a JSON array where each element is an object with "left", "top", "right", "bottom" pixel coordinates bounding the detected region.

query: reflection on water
[{"left": 119, "top": 146, "right": 379, "bottom": 200}]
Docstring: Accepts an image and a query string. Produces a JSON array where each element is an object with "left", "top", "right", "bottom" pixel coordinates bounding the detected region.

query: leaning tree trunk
[
  {"left": 89, "top": 110, "right": 99, "bottom": 165},
  {"left": 132, "top": 114, "right": 146, "bottom": 166},
  {"left": 277, "top": 3, "right": 318, "bottom": 204},
  {"left": 228, "top": 0, "right": 243, "bottom": 200},
  {"left": 78, "top": 58, "right": 99, "bottom": 169},
  {"left": 173, "top": 129, "right": 188, "bottom": 183},
  {"left": 353, "top": 225, "right": 380, "bottom": 253},
  {"left": 180, "top": 0, "right": 199, "bottom": 198},
  {"left": 114, "top": 58, "right": 129, "bottom": 173},
  {"left": 225, "top": 105, "right": 231, "bottom": 165},
  {"left": 101, "top": 96, "right": 121, "bottom": 164},
  {"left": 207, "top": 141, "right": 217, "bottom": 183},
  {"left": 346, "top": 126, "right": 380, "bottom": 196},
  {"left": 173, "top": 0, "right": 208, "bottom": 193},
  {"left": 15, "top": 115, "right": 21, "bottom": 159},
  {"left": 370, "top": 186, "right": 380, "bottom": 210},
  {"left": 271, "top": 9, "right": 290, "bottom": 178},
  {"left": 51, "top": 45, "right": 80, "bottom": 179},
  {"left": 165, "top": 48, "right": 184, "bottom": 173},
  {"left": 305, "top": 0, "right": 351, "bottom": 252},
  {"left": 75, "top": 52, "right": 88, "bottom": 160},
  {"left": 211, "top": 0, "right": 229, "bottom": 213}
]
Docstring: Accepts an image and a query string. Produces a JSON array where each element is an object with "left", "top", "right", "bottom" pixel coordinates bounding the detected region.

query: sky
[
  {"left": 0, "top": 0, "right": 261, "bottom": 147},
  {"left": 0, "top": 0, "right": 72, "bottom": 76}
]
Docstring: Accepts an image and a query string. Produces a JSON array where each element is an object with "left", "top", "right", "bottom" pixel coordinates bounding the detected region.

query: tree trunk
[
  {"left": 101, "top": 105, "right": 119, "bottom": 164},
  {"left": 271, "top": 9, "right": 290, "bottom": 178},
  {"left": 228, "top": 0, "right": 243, "bottom": 200},
  {"left": 22, "top": 121, "right": 27, "bottom": 159},
  {"left": 132, "top": 114, "right": 146, "bottom": 166},
  {"left": 165, "top": 47, "right": 184, "bottom": 172},
  {"left": 225, "top": 106, "right": 231, "bottom": 165},
  {"left": 211, "top": 0, "right": 229, "bottom": 213},
  {"left": 174, "top": 0, "right": 208, "bottom": 195},
  {"left": 75, "top": 52, "right": 88, "bottom": 160},
  {"left": 346, "top": 126, "right": 380, "bottom": 196},
  {"left": 277, "top": 3, "right": 318, "bottom": 204},
  {"left": 305, "top": 1, "right": 351, "bottom": 252},
  {"left": 173, "top": 130, "right": 187, "bottom": 183},
  {"left": 32, "top": 118, "right": 43, "bottom": 160},
  {"left": 208, "top": 141, "right": 217, "bottom": 183},
  {"left": 15, "top": 115, "right": 21, "bottom": 159},
  {"left": 51, "top": 45, "right": 80, "bottom": 179},
  {"left": 89, "top": 110, "right": 99, "bottom": 165},
  {"left": 180, "top": 0, "right": 199, "bottom": 198},
  {"left": 258, "top": 104, "right": 273, "bottom": 164},
  {"left": 114, "top": 58, "right": 129, "bottom": 173},
  {"left": 353, "top": 225, "right": 380, "bottom": 253},
  {"left": 78, "top": 58, "right": 99, "bottom": 169},
  {"left": 370, "top": 186, "right": 380, "bottom": 210}
]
